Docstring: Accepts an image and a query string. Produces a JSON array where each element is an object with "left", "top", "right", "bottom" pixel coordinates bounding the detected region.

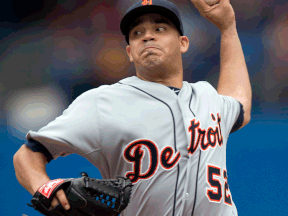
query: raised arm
[
  {"left": 191, "top": 0, "right": 252, "bottom": 128},
  {"left": 13, "top": 144, "right": 70, "bottom": 210},
  {"left": 218, "top": 25, "right": 251, "bottom": 128}
]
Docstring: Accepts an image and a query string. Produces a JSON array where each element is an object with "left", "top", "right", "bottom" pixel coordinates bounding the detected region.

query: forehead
[{"left": 129, "top": 13, "right": 174, "bottom": 30}]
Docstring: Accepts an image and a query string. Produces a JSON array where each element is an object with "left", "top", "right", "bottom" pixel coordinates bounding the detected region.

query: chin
[{"left": 143, "top": 55, "right": 163, "bottom": 67}]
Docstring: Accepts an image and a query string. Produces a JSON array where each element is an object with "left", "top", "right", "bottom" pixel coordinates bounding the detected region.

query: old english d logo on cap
[{"left": 142, "top": 0, "right": 153, "bottom": 5}]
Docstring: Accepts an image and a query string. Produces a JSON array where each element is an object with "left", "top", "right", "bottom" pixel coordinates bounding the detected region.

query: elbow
[
  {"left": 13, "top": 149, "right": 22, "bottom": 183},
  {"left": 242, "top": 106, "right": 251, "bottom": 127},
  {"left": 241, "top": 95, "right": 252, "bottom": 127},
  {"left": 13, "top": 145, "right": 25, "bottom": 175},
  {"left": 13, "top": 144, "right": 26, "bottom": 163},
  {"left": 13, "top": 148, "right": 21, "bottom": 170}
]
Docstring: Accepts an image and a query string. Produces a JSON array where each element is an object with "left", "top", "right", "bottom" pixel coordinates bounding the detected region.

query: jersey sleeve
[
  {"left": 229, "top": 101, "right": 244, "bottom": 133},
  {"left": 218, "top": 95, "right": 244, "bottom": 135},
  {"left": 26, "top": 87, "right": 106, "bottom": 161},
  {"left": 25, "top": 139, "right": 54, "bottom": 163},
  {"left": 200, "top": 81, "right": 243, "bottom": 137}
]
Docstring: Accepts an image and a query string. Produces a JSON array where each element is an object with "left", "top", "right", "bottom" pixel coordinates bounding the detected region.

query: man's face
[{"left": 126, "top": 13, "right": 187, "bottom": 70}]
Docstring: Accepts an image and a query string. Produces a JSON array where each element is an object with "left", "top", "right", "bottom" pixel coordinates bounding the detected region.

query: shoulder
[
  {"left": 72, "top": 83, "right": 124, "bottom": 102},
  {"left": 191, "top": 81, "right": 216, "bottom": 91},
  {"left": 188, "top": 81, "right": 218, "bottom": 98},
  {"left": 188, "top": 81, "right": 240, "bottom": 109},
  {"left": 76, "top": 85, "right": 108, "bottom": 98},
  {"left": 72, "top": 79, "right": 137, "bottom": 106}
]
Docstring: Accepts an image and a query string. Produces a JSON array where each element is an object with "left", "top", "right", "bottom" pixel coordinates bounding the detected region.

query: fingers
[
  {"left": 191, "top": 0, "right": 222, "bottom": 10},
  {"left": 191, "top": 0, "right": 229, "bottom": 8},
  {"left": 56, "top": 189, "right": 70, "bottom": 210},
  {"left": 191, "top": 0, "right": 209, "bottom": 10},
  {"left": 191, "top": 0, "right": 218, "bottom": 15},
  {"left": 49, "top": 189, "right": 70, "bottom": 211},
  {"left": 49, "top": 197, "right": 60, "bottom": 210}
]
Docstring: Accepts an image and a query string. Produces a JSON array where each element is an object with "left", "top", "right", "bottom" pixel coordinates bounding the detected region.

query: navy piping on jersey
[
  {"left": 167, "top": 86, "right": 181, "bottom": 95},
  {"left": 191, "top": 151, "right": 201, "bottom": 216},
  {"left": 167, "top": 85, "right": 244, "bottom": 133},
  {"left": 119, "top": 82, "right": 179, "bottom": 216},
  {"left": 230, "top": 101, "right": 244, "bottom": 133},
  {"left": 187, "top": 85, "right": 200, "bottom": 216},
  {"left": 25, "top": 139, "right": 53, "bottom": 163}
]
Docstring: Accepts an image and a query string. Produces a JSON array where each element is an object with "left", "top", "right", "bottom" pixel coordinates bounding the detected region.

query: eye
[
  {"left": 133, "top": 30, "right": 142, "bottom": 36},
  {"left": 156, "top": 27, "right": 166, "bottom": 32}
]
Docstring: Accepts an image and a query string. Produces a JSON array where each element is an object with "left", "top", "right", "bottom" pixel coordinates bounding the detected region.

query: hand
[
  {"left": 32, "top": 180, "right": 70, "bottom": 211},
  {"left": 49, "top": 189, "right": 70, "bottom": 211},
  {"left": 190, "top": 0, "right": 236, "bottom": 33}
]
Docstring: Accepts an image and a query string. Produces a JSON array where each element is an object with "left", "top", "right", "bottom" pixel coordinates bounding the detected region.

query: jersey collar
[{"left": 118, "top": 76, "right": 191, "bottom": 102}]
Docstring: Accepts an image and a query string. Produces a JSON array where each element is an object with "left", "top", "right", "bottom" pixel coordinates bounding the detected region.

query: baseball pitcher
[{"left": 13, "top": 0, "right": 251, "bottom": 215}]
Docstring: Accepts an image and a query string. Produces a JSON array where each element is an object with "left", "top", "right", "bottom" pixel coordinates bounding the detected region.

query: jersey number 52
[{"left": 206, "top": 164, "right": 233, "bottom": 206}]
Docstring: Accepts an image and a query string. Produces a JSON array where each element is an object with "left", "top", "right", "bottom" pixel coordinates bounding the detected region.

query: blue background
[{"left": 1, "top": 0, "right": 288, "bottom": 215}]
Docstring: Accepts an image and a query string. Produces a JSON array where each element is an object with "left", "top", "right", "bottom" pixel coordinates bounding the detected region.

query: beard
[
  {"left": 134, "top": 48, "right": 182, "bottom": 81},
  {"left": 136, "top": 51, "right": 166, "bottom": 74},
  {"left": 137, "top": 56, "right": 167, "bottom": 79},
  {"left": 143, "top": 53, "right": 162, "bottom": 67}
]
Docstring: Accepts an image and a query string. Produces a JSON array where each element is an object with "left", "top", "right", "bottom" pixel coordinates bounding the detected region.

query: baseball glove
[{"left": 27, "top": 172, "right": 133, "bottom": 216}]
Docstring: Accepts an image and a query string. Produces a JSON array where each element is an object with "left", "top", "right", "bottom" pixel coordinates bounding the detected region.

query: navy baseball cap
[{"left": 120, "top": 0, "right": 184, "bottom": 44}]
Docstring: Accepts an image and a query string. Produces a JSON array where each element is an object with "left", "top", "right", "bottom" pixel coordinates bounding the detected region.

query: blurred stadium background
[{"left": 1, "top": 0, "right": 287, "bottom": 215}]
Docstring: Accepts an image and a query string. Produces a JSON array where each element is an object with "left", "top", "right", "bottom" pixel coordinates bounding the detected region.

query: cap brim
[{"left": 120, "top": 5, "right": 182, "bottom": 37}]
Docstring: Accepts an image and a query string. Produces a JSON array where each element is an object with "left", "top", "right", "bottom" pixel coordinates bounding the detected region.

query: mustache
[{"left": 140, "top": 44, "right": 162, "bottom": 53}]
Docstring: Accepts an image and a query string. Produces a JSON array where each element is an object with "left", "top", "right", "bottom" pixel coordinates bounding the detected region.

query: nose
[{"left": 142, "top": 29, "right": 155, "bottom": 42}]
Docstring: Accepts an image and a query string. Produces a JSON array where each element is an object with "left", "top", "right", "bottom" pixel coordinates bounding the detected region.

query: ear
[
  {"left": 126, "top": 45, "right": 134, "bottom": 62},
  {"left": 180, "top": 36, "right": 189, "bottom": 54}
]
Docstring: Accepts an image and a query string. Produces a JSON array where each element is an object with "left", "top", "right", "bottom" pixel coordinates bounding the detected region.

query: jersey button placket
[{"left": 176, "top": 99, "right": 191, "bottom": 215}]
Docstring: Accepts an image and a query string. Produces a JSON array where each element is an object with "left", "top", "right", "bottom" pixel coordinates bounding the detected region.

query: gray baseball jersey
[{"left": 26, "top": 76, "right": 242, "bottom": 216}]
